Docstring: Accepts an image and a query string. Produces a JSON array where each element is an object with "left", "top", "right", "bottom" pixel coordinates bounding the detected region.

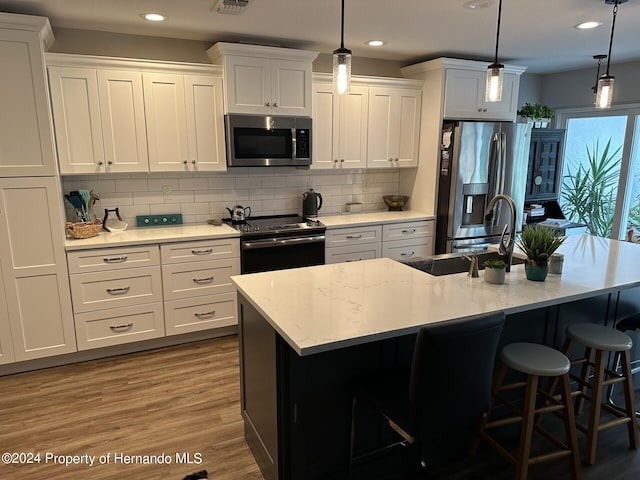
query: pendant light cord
[
  {"left": 493, "top": 0, "right": 503, "bottom": 63},
  {"left": 605, "top": 1, "right": 619, "bottom": 75},
  {"left": 340, "top": 0, "right": 346, "bottom": 49}
]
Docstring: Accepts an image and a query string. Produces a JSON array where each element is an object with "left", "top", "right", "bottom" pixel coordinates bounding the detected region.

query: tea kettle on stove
[
  {"left": 226, "top": 205, "right": 251, "bottom": 224},
  {"left": 302, "top": 189, "right": 323, "bottom": 218}
]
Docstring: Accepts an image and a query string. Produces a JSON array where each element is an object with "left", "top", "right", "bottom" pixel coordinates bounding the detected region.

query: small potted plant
[
  {"left": 515, "top": 224, "right": 566, "bottom": 281},
  {"left": 483, "top": 259, "right": 506, "bottom": 285},
  {"left": 517, "top": 102, "right": 555, "bottom": 128}
]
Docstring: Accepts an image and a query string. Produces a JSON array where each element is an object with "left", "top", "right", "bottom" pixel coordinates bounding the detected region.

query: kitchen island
[{"left": 231, "top": 234, "right": 640, "bottom": 479}]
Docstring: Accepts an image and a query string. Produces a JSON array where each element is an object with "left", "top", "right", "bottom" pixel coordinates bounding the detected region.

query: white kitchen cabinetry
[
  {"left": 0, "top": 14, "right": 56, "bottom": 177},
  {"left": 144, "top": 73, "right": 226, "bottom": 172},
  {"left": 0, "top": 178, "right": 77, "bottom": 361},
  {"left": 443, "top": 68, "right": 519, "bottom": 121},
  {"left": 312, "top": 82, "right": 369, "bottom": 169},
  {"left": 48, "top": 66, "right": 149, "bottom": 174},
  {"left": 325, "top": 225, "right": 382, "bottom": 264},
  {"left": 207, "top": 43, "right": 318, "bottom": 116},
  {"left": 67, "top": 245, "right": 165, "bottom": 350},
  {"left": 381, "top": 220, "right": 433, "bottom": 261},
  {"left": 161, "top": 239, "right": 239, "bottom": 335},
  {"left": 367, "top": 87, "right": 421, "bottom": 168},
  {"left": 0, "top": 259, "right": 16, "bottom": 365}
]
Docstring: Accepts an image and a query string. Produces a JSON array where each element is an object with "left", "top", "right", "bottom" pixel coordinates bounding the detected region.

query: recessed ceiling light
[
  {"left": 463, "top": 0, "right": 496, "bottom": 9},
  {"left": 575, "top": 21, "right": 602, "bottom": 29},
  {"left": 142, "top": 13, "right": 166, "bottom": 22},
  {"left": 366, "top": 40, "right": 386, "bottom": 47}
]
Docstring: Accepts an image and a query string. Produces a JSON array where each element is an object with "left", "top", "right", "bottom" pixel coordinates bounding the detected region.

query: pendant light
[
  {"left": 596, "top": 0, "right": 627, "bottom": 109},
  {"left": 333, "top": 0, "right": 352, "bottom": 95},
  {"left": 486, "top": 0, "right": 504, "bottom": 103},
  {"left": 591, "top": 54, "right": 607, "bottom": 103}
]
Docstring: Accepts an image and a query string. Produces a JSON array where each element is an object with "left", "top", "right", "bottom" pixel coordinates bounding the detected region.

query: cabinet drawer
[
  {"left": 326, "top": 225, "right": 382, "bottom": 247},
  {"left": 160, "top": 238, "right": 239, "bottom": 264},
  {"left": 325, "top": 244, "right": 382, "bottom": 264},
  {"left": 70, "top": 266, "right": 162, "bottom": 313},
  {"left": 382, "top": 238, "right": 432, "bottom": 261},
  {"left": 67, "top": 245, "right": 160, "bottom": 274},
  {"left": 382, "top": 221, "right": 432, "bottom": 242},
  {"left": 74, "top": 302, "right": 165, "bottom": 350},
  {"left": 161, "top": 258, "right": 239, "bottom": 301},
  {"left": 164, "top": 292, "right": 237, "bottom": 335}
]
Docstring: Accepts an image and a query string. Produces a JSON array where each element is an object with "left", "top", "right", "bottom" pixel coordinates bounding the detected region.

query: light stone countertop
[
  {"left": 317, "top": 210, "right": 434, "bottom": 228},
  {"left": 65, "top": 224, "right": 240, "bottom": 251},
  {"left": 232, "top": 234, "right": 640, "bottom": 356}
]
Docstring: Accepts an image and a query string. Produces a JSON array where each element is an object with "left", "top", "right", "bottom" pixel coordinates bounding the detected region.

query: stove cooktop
[{"left": 222, "top": 215, "right": 324, "bottom": 236}]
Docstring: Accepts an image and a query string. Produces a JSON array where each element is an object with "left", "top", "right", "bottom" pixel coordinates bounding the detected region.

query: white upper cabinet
[
  {"left": 144, "top": 73, "right": 226, "bottom": 172},
  {"left": 48, "top": 65, "right": 149, "bottom": 174},
  {"left": 312, "top": 82, "right": 369, "bottom": 169},
  {"left": 443, "top": 68, "right": 520, "bottom": 121},
  {"left": 0, "top": 14, "right": 56, "bottom": 177},
  {"left": 207, "top": 43, "right": 318, "bottom": 116},
  {"left": 367, "top": 87, "right": 421, "bottom": 168}
]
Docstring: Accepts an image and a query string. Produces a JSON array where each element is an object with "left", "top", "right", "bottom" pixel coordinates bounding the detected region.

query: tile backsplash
[{"left": 61, "top": 168, "right": 402, "bottom": 226}]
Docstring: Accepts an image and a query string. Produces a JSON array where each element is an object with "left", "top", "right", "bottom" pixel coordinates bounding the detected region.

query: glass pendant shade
[
  {"left": 596, "top": 74, "right": 615, "bottom": 109},
  {"left": 485, "top": 64, "right": 504, "bottom": 102},
  {"left": 333, "top": 47, "right": 352, "bottom": 95}
]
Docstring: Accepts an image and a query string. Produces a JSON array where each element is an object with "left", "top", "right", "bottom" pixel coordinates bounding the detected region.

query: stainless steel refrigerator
[{"left": 435, "top": 120, "right": 532, "bottom": 254}]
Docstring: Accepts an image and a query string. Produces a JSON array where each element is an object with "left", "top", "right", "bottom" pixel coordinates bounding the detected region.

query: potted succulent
[
  {"left": 517, "top": 102, "right": 555, "bottom": 128},
  {"left": 483, "top": 259, "right": 506, "bottom": 285},
  {"left": 515, "top": 224, "right": 566, "bottom": 281}
]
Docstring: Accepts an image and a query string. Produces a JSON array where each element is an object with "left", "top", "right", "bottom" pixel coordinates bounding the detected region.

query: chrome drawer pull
[
  {"left": 103, "top": 256, "right": 128, "bottom": 263},
  {"left": 401, "top": 229, "right": 416, "bottom": 234},
  {"left": 193, "top": 276, "right": 214, "bottom": 284},
  {"left": 192, "top": 248, "right": 213, "bottom": 255},
  {"left": 110, "top": 322, "right": 133, "bottom": 331},
  {"left": 106, "top": 286, "right": 131, "bottom": 295},
  {"left": 346, "top": 234, "right": 362, "bottom": 239},
  {"left": 346, "top": 258, "right": 362, "bottom": 262},
  {"left": 195, "top": 310, "right": 216, "bottom": 319},
  {"left": 400, "top": 252, "right": 415, "bottom": 257}
]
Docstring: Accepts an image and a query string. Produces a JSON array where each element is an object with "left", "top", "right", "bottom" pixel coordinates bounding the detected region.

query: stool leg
[
  {"left": 585, "top": 349, "right": 606, "bottom": 465},
  {"left": 515, "top": 374, "right": 538, "bottom": 480},
  {"left": 575, "top": 346, "right": 593, "bottom": 416},
  {"left": 620, "top": 350, "right": 639, "bottom": 450},
  {"left": 560, "top": 373, "right": 581, "bottom": 480}
]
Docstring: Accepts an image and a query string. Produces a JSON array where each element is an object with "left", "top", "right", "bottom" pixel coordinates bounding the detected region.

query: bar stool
[
  {"left": 560, "top": 323, "right": 638, "bottom": 465},
  {"left": 471, "top": 343, "right": 580, "bottom": 480},
  {"left": 608, "top": 313, "right": 640, "bottom": 417}
]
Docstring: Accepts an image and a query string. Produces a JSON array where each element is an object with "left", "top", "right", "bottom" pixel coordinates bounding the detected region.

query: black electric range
[{"left": 222, "top": 215, "right": 326, "bottom": 274}]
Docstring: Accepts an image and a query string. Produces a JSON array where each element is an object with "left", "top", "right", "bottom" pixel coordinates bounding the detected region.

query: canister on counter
[{"left": 549, "top": 253, "right": 564, "bottom": 274}]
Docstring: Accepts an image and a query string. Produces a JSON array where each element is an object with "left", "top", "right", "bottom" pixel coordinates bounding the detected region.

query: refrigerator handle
[{"left": 499, "top": 131, "right": 507, "bottom": 195}]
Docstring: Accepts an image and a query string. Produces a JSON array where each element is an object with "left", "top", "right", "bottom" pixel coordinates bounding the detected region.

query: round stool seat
[
  {"left": 567, "top": 323, "right": 632, "bottom": 352},
  {"left": 616, "top": 313, "right": 640, "bottom": 333},
  {"left": 501, "top": 343, "right": 570, "bottom": 377}
]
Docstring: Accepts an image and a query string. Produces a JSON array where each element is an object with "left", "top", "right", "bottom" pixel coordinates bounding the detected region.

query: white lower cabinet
[
  {"left": 382, "top": 238, "right": 432, "bottom": 261},
  {"left": 165, "top": 292, "right": 237, "bottom": 336},
  {"left": 325, "top": 243, "right": 382, "bottom": 264},
  {"left": 382, "top": 220, "right": 433, "bottom": 261}
]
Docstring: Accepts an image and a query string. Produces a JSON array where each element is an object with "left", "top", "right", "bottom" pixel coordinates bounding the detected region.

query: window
[{"left": 557, "top": 106, "right": 640, "bottom": 240}]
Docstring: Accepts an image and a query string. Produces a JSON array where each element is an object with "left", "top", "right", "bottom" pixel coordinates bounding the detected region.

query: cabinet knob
[
  {"left": 108, "top": 160, "right": 113, "bottom": 165},
  {"left": 192, "top": 160, "right": 197, "bottom": 164},
  {"left": 265, "top": 102, "right": 271, "bottom": 107},
  {"left": 183, "top": 160, "right": 188, "bottom": 165},
  {"left": 334, "top": 159, "right": 339, "bottom": 163},
  {"left": 98, "top": 161, "right": 104, "bottom": 165},
  {"left": 340, "top": 159, "right": 344, "bottom": 163},
  {"left": 483, "top": 108, "right": 488, "bottom": 112},
  {"left": 394, "top": 158, "right": 399, "bottom": 162},
  {"left": 273, "top": 102, "right": 278, "bottom": 107},
  {"left": 389, "top": 157, "right": 393, "bottom": 162}
]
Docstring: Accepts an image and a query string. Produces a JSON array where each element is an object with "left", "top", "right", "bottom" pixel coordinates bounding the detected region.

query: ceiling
[{"left": 0, "top": 0, "right": 638, "bottom": 74}]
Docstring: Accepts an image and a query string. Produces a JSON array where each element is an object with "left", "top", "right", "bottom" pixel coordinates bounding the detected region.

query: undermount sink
[{"left": 400, "top": 251, "right": 526, "bottom": 276}]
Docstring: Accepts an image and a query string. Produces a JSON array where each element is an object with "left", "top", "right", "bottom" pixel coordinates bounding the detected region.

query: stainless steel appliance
[
  {"left": 302, "top": 188, "right": 322, "bottom": 218},
  {"left": 435, "top": 120, "right": 532, "bottom": 254},
  {"left": 223, "top": 215, "right": 325, "bottom": 274},
  {"left": 225, "top": 114, "right": 311, "bottom": 167}
]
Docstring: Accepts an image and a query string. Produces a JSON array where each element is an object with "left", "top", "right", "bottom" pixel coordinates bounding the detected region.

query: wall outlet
[{"left": 136, "top": 214, "right": 183, "bottom": 227}]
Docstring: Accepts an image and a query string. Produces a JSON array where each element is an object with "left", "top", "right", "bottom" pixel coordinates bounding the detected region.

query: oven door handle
[{"left": 242, "top": 235, "right": 326, "bottom": 250}]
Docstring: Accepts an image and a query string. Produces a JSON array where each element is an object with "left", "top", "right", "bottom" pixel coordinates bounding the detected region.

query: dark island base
[{"left": 238, "top": 288, "right": 640, "bottom": 480}]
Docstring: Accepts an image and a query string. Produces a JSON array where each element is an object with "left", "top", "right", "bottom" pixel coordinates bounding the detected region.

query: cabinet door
[
  {"left": 0, "top": 259, "right": 16, "bottom": 365},
  {"left": 48, "top": 66, "right": 105, "bottom": 174},
  {"left": 144, "top": 73, "right": 190, "bottom": 171},
  {"left": 184, "top": 75, "right": 226, "bottom": 171},
  {"left": 443, "top": 69, "right": 484, "bottom": 120},
  {"left": 0, "top": 29, "right": 56, "bottom": 176},
  {"left": 270, "top": 58, "right": 312, "bottom": 116},
  {"left": 483, "top": 73, "right": 519, "bottom": 121},
  {"left": 225, "top": 55, "right": 271, "bottom": 114},
  {"left": 337, "top": 86, "right": 368, "bottom": 168},
  {"left": 395, "top": 89, "right": 421, "bottom": 167},
  {"left": 97, "top": 70, "right": 149, "bottom": 172},
  {"left": 0, "top": 178, "right": 76, "bottom": 361},
  {"left": 311, "top": 83, "right": 338, "bottom": 169}
]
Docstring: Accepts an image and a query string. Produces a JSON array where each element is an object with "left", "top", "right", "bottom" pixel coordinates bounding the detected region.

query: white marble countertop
[
  {"left": 232, "top": 234, "right": 640, "bottom": 356},
  {"left": 317, "top": 210, "right": 434, "bottom": 228},
  {"left": 65, "top": 224, "right": 240, "bottom": 251}
]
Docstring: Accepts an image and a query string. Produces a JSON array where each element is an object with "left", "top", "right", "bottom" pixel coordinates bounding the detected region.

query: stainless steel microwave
[{"left": 224, "top": 114, "right": 312, "bottom": 167}]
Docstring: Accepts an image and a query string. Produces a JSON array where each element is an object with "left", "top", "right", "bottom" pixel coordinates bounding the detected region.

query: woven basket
[{"left": 65, "top": 219, "right": 103, "bottom": 239}]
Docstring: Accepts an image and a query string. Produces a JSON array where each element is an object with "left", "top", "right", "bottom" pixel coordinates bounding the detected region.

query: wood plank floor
[
  {"left": 0, "top": 335, "right": 263, "bottom": 480},
  {"left": 1, "top": 334, "right": 638, "bottom": 480}
]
